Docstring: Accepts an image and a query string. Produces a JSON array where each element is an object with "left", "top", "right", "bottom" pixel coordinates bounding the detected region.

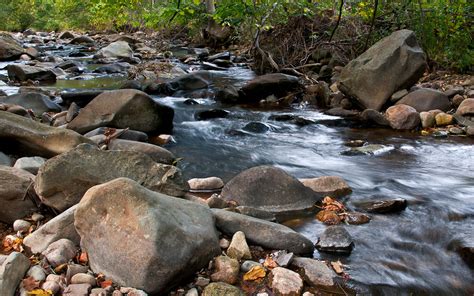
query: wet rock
[
  {"left": 63, "top": 283, "right": 92, "bottom": 296},
  {"left": 215, "top": 86, "right": 240, "bottom": 103},
  {"left": 234, "top": 206, "right": 277, "bottom": 221},
  {"left": 456, "top": 99, "right": 474, "bottom": 116},
  {"left": 74, "top": 178, "right": 220, "bottom": 294},
  {"left": 90, "top": 136, "right": 175, "bottom": 165},
  {"left": 300, "top": 176, "right": 352, "bottom": 198},
  {"left": 420, "top": 111, "right": 436, "bottom": 128},
  {"left": 344, "top": 140, "right": 365, "bottom": 147},
  {"left": 71, "top": 273, "right": 96, "bottom": 286},
  {"left": 358, "top": 198, "right": 407, "bottom": 213},
  {"left": 0, "top": 33, "right": 24, "bottom": 60},
  {"left": 13, "top": 156, "right": 46, "bottom": 175},
  {"left": 243, "top": 122, "right": 270, "bottom": 133},
  {"left": 26, "top": 265, "right": 46, "bottom": 282},
  {"left": 60, "top": 90, "right": 104, "bottom": 107},
  {"left": 345, "top": 212, "right": 371, "bottom": 225},
  {"left": 466, "top": 126, "right": 474, "bottom": 136},
  {"left": 42, "top": 239, "right": 77, "bottom": 267},
  {"left": 188, "top": 177, "right": 224, "bottom": 191},
  {"left": 385, "top": 104, "right": 420, "bottom": 130},
  {"left": 207, "top": 195, "right": 229, "bottom": 208},
  {"left": 0, "top": 166, "right": 38, "bottom": 224},
  {"left": 0, "top": 252, "right": 30, "bottom": 296},
  {"left": 339, "top": 30, "right": 426, "bottom": 111},
  {"left": 325, "top": 107, "right": 359, "bottom": 117},
  {"left": 96, "top": 41, "right": 133, "bottom": 59},
  {"left": 449, "top": 230, "right": 474, "bottom": 269},
  {"left": 342, "top": 144, "right": 393, "bottom": 156},
  {"left": 213, "top": 209, "right": 314, "bottom": 255},
  {"left": 23, "top": 205, "right": 80, "bottom": 254},
  {"left": 269, "top": 267, "right": 303, "bottom": 296},
  {"left": 70, "top": 36, "right": 94, "bottom": 45},
  {"left": 35, "top": 144, "right": 188, "bottom": 212},
  {"left": 227, "top": 231, "right": 252, "bottom": 260},
  {"left": 0, "top": 111, "right": 93, "bottom": 158},
  {"left": 291, "top": 257, "right": 336, "bottom": 287},
  {"left": 1, "top": 93, "right": 61, "bottom": 115},
  {"left": 316, "top": 226, "right": 354, "bottom": 254},
  {"left": 202, "top": 282, "right": 244, "bottom": 296},
  {"left": 241, "top": 260, "right": 261, "bottom": 272},
  {"left": 360, "top": 109, "right": 390, "bottom": 126},
  {"left": 7, "top": 65, "right": 56, "bottom": 82},
  {"left": 396, "top": 89, "right": 451, "bottom": 112},
  {"left": 273, "top": 250, "right": 294, "bottom": 267},
  {"left": 448, "top": 126, "right": 464, "bottom": 135},
  {"left": 41, "top": 280, "right": 61, "bottom": 294},
  {"left": 239, "top": 73, "right": 301, "bottom": 103},
  {"left": 452, "top": 94, "right": 465, "bottom": 107},
  {"left": 390, "top": 89, "right": 408, "bottom": 103},
  {"left": 220, "top": 166, "right": 322, "bottom": 220},
  {"left": 13, "top": 219, "right": 31, "bottom": 232},
  {"left": 59, "top": 31, "right": 75, "bottom": 39},
  {"left": 195, "top": 109, "right": 229, "bottom": 120},
  {"left": 210, "top": 255, "right": 240, "bottom": 284},
  {"left": 67, "top": 89, "right": 174, "bottom": 134},
  {"left": 435, "top": 113, "right": 453, "bottom": 126}
]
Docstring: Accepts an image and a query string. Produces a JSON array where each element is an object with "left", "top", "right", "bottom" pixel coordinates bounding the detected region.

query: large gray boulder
[
  {"left": 67, "top": 89, "right": 173, "bottom": 134},
  {"left": 95, "top": 41, "right": 133, "bottom": 59},
  {"left": 23, "top": 205, "right": 80, "bottom": 254},
  {"left": 212, "top": 209, "right": 314, "bottom": 255},
  {"left": 0, "top": 252, "right": 30, "bottom": 296},
  {"left": 0, "top": 166, "right": 38, "bottom": 224},
  {"left": 74, "top": 178, "right": 220, "bottom": 294},
  {"left": 1, "top": 93, "right": 61, "bottom": 114},
  {"left": 35, "top": 144, "right": 188, "bottom": 212},
  {"left": 238, "top": 73, "right": 301, "bottom": 103},
  {"left": 0, "top": 111, "right": 93, "bottom": 158},
  {"left": 0, "top": 33, "right": 24, "bottom": 61},
  {"left": 339, "top": 30, "right": 426, "bottom": 111},
  {"left": 220, "top": 166, "right": 322, "bottom": 220},
  {"left": 7, "top": 65, "right": 56, "bottom": 82},
  {"left": 396, "top": 88, "right": 451, "bottom": 112}
]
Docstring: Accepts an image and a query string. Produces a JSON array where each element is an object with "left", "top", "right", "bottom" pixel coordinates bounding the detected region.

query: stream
[{"left": 1, "top": 43, "right": 473, "bottom": 295}]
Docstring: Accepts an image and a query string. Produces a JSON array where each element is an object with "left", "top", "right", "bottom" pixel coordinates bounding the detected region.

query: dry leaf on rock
[
  {"left": 27, "top": 289, "right": 53, "bottom": 296},
  {"left": 100, "top": 280, "right": 113, "bottom": 288},
  {"left": 243, "top": 265, "right": 266, "bottom": 281},
  {"left": 2, "top": 235, "right": 23, "bottom": 253},
  {"left": 54, "top": 263, "right": 68, "bottom": 274},
  {"left": 78, "top": 251, "right": 88, "bottom": 265},
  {"left": 322, "top": 196, "right": 346, "bottom": 212},
  {"left": 316, "top": 210, "right": 341, "bottom": 225},
  {"left": 331, "top": 260, "right": 344, "bottom": 274},
  {"left": 263, "top": 256, "right": 278, "bottom": 269}
]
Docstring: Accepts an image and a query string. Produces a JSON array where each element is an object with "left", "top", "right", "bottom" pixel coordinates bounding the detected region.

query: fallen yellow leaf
[
  {"left": 331, "top": 260, "right": 344, "bottom": 274},
  {"left": 27, "top": 289, "right": 53, "bottom": 296},
  {"left": 263, "top": 256, "right": 278, "bottom": 269},
  {"left": 243, "top": 265, "right": 266, "bottom": 281}
]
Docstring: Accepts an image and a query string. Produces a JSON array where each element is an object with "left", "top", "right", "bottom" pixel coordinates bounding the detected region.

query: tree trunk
[{"left": 205, "top": 0, "right": 215, "bottom": 14}]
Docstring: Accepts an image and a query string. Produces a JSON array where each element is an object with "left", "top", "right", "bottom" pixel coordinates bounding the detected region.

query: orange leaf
[
  {"left": 78, "top": 252, "right": 88, "bottom": 265},
  {"left": 263, "top": 256, "right": 278, "bottom": 269},
  {"left": 100, "top": 280, "right": 113, "bottom": 288},
  {"left": 2, "top": 235, "right": 23, "bottom": 253},
  {"left": 243, "top": 265, "right": 266, "bottom": 281},
  {"left": 316, "top": 210, "right": 341, "bottom": 225}
]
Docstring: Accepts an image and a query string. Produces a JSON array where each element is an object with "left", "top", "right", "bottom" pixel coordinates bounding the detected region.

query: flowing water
[{"left": 1, "top": 45, "right": 473, "bottom": 295}]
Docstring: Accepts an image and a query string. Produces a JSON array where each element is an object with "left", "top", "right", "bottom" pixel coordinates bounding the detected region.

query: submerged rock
[
  {"left": 35, "top": 144, "right": 188, "bottom": 212},
  {"left": 316, "top": 225, "right": 354, "bottom": 255},
  {"left": 342, "top": 144, "right": 393, "bottom": 156},
  {"left": 220, "top": 166, "right": 322, "bottom": 220},
  {"left": 74, "top": 178, "right": 220, "bottom": 294},
  {"left": 357, "top": 198, "right": 407, "bottom": 213},
  {"left": 339, "top": 30, "right": 426, "bottom": 111}
]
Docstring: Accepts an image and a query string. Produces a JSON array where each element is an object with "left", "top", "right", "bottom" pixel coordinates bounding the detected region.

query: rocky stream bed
[{"left": 0, "top": 29, "right": 473, "bottom": 296}]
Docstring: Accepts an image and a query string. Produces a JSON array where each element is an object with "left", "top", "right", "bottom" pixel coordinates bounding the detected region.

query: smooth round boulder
[
  {"left": 456, "top": 99, "right": 474, "bottom": 116},
  {"left": 385, "top": 104, "right": 420, "bottom": 130},
  {"left": 299, "top": 176, "right": 352, "bottom": 198}
]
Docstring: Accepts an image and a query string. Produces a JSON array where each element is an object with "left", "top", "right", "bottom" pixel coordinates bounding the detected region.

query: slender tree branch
[
  {"left": 364, "top": 0, "right": 379, "bottom": 51},
  {"left": 329, "top": 0, "right": 344, "bottom": 42}
]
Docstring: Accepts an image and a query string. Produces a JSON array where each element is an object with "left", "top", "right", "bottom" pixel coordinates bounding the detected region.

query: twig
[
  {"left": 169, "top": 0, "right": 182, "bottom": 23},
  {"left": 363, "top": 0, "right": 379, "bottom": 51},
  {"left": 329, "top": 0, "right": 344, "bottom": 42}
]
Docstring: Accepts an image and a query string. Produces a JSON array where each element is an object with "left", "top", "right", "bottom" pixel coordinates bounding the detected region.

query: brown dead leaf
[
  {"left": 2, "top": 235, "right": 23, "bottom": 253},
  {"left": 331, "top": 260, "right": 344, "bottom": 275},
  {"left": 322, "top": 196, "right": 346, "bottom": 212},
  {"left": 316, "top": 210, "right": 341, "bottom": 225},
  {"left": 100, "top": 280, "right": 113, "bottom": 288},
  {"left": 78, "top": 252, "right": 88, "bottom": 265},
  {"left": 263, "top": 256, "right": 278, "bottom": 269},
  {"left": 22, "top": 276, "right": 40, "bottom": 291},
  {"left": 243, "top": 265, "right": 266, "bottom": 281},
  {"left": 54, "top": 263, "right": 68, "bottom": 274}
]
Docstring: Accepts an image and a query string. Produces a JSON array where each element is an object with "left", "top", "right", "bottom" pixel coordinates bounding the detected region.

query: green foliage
[{"left": 0, "top": 0, "right": 471, "bottom": 71}]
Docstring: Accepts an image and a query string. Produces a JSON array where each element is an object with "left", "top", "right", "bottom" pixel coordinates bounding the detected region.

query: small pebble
[
  {"left": 219, "top": 238, "right": 230, "bottom": 249},
  {"left": 42, "top": 281, "right": 61, "bottom": 294},
  {"left": 13, "top": 219, "right": 31, "bottom": 232},
  {"left": 71, "top": 273, "right": 96, "bottom": 286},
  {"left": 185, "top": 288, "right": 198, "bottom": 296},
  {"left": 27, "top": 265, "right": 46, "bottom": 282},
  {"left": 195, "top": 276, "right": 210, "bottom": 287}
]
